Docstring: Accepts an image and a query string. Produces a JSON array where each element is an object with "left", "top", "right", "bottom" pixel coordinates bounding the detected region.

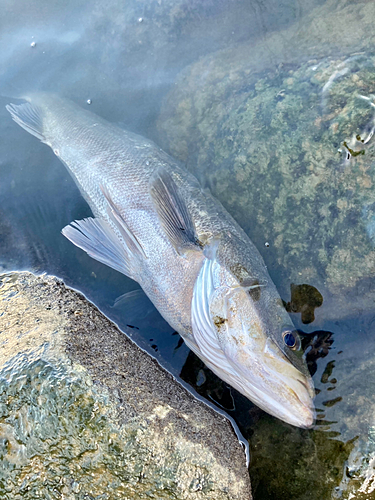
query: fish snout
[{"left": 261, "top": 338, "right": 315, "bottom": 427}]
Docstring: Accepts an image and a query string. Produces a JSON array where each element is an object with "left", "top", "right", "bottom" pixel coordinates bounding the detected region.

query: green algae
[{"left": 157, "top": 52, "right": 375, "bottom": 309}]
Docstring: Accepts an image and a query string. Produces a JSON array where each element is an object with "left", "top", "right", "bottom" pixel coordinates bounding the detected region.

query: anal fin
[{"left": 62, "top": 217, "right": 137, "bottom": 280}]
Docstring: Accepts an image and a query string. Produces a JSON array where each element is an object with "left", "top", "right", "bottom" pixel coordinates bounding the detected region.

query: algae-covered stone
[
  {"left": 156, "top": 5, "right": 375, "bottom": 317},
  {"left": 0, "top": 272, "right": 251, "bottom": 500}
]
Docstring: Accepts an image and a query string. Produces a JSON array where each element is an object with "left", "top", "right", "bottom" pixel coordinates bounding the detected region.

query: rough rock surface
[
  {"left": 0, "top": 272, "right": 251, "bottom": 500},
  {"left": 156, "top": 0, "right": 375, "bottom": 321}
]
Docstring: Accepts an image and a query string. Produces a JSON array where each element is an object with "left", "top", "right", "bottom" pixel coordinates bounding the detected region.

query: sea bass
[{"left": 6, "top": 94, "right": 315, "bottom": 427}]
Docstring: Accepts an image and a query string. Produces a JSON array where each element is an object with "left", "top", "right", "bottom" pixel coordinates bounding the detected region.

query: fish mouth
[
  {"left": 272, "top": 376, "right": 315, "bottom": 428},
  {"left": 248, "top": 336, "right": 316, "bottom": 427},
  {"left": 247, "top": 364, "right": 315, "bottom": 428},
  {"left": 229, "top": 346, "right": 315, "bottom": 427}
]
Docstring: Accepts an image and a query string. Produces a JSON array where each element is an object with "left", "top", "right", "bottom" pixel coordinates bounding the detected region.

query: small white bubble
[
  {"left": 145, "top": 160, "right": 150, "bottom": 166},
  {"left": 265, "top": 241, "right": 270, "bottom": 247},
  {"left": 138, "top": 17, "right": 143, "bottom": 23},
  {"left": 30, "top": 41, "right": 36, "bottom": 48},
  {"left": 86, "top": 99, "right": 92, "bottom": 105}
]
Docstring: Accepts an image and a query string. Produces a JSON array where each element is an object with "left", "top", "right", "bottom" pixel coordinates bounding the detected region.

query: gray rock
[{"left": 0, "top": 271, "right": 251, "bottom": 500}]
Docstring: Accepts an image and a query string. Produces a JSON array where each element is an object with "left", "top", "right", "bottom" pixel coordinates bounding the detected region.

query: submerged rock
[
  {"left": 0, "top": 272, "right": 251, "bottom": 500},
  {"left": 156, "top": 3, "right": 375, "bottom": 320}
]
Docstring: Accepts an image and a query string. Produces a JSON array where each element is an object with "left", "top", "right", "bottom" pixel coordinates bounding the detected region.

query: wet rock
[
  {"left": 0, "top": 272, "right": 251, "bottom": 500},
  {"left": 156, "top": 2, "right": 375, "bottom": 320},
  {"left": 335, "top": 431, "right": 375, "bottom": 499}
]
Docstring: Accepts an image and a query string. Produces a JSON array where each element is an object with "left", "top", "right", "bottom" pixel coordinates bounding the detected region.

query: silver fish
[{"left": 6, "top": 93, "right": 315, "bottom": 427}]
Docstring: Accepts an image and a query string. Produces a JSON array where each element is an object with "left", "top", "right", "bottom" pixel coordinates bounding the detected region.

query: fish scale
[{"left": 6, "top": 93, "right": 315, "bottom": 428}]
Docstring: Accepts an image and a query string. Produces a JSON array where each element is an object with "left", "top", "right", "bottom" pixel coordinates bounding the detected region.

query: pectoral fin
[
  {"left": 62, "top": 217, "right": 138, "bottom": 280},
  {"left": 113, "top": 289, "right": 156, "bottom": 318},
  {"left": 113, "top": 289, "right": 160, "bottom": 328},
  {"left": 191, "top": 257, "right": 238, "bottom": 377},
  {"left": 149, "top": 167, "right": 201, "bottom": 255}
]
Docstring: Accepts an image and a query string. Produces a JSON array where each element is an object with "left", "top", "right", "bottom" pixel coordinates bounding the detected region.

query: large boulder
[
  {"left": 0, "top": 272, "right": 251, "bottom": 500},
  {"left": 156, "top": 0, "right": 375, "bottom": 323}
]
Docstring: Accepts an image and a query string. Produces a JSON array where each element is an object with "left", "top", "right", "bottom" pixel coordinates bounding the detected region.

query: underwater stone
[
  {"left": 0, "top": 272, "right": 251, "bottom": 500},
  {"left": 154, "top": 4, "right": 375, "bottom": 494},
  {"left": 156, "top": 3, "right": 375, "bottom": 319}
]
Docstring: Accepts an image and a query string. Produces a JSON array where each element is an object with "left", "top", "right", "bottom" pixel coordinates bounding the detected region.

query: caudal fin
[{"left": 6, "top": 101, "right": 46, "bottom": 142}]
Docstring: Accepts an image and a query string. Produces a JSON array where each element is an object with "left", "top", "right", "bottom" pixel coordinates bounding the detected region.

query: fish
[{"left": 6, "top": 93, "right": 315, "bottom": 428}]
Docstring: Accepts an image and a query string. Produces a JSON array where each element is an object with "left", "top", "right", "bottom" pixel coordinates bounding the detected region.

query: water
[{"left": 1, "top": 0, "right": 375, "bottom": 498}]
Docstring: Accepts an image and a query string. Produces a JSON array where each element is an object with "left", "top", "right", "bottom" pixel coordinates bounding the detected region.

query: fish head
[{"left": 192, "top": 248, "right": 315, "bottom": 428}]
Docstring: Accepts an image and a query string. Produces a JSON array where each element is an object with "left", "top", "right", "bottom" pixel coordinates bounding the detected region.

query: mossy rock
[{"left": 157, "top": 49, "right": 375, "bottom": 318}]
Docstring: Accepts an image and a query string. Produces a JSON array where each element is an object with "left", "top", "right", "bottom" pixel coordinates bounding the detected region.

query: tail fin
[{"left": 6, "top": 101, "right": 45, "bottom": 142}]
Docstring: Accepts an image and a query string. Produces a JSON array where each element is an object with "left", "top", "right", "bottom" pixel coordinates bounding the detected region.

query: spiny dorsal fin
[{"left": 149, "top": 167, "right": 200, "bottom": 255}]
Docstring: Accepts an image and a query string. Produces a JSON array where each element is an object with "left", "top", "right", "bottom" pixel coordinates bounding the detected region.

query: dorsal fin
[{"left": 149, "top": 167, "right": 201, "bottom": 255}]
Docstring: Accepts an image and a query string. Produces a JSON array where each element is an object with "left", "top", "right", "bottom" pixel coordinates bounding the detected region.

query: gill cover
[
  {"left": 191, "top": 255, "right": 267, "bottom": 396},
  {"left": 191, "top": 257, "right": 245, "bottom": 386}
]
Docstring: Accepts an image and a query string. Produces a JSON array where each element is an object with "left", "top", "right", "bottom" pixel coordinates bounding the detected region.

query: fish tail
[{"left": 5, "top": 100, "right": 46, "bottom": 142}]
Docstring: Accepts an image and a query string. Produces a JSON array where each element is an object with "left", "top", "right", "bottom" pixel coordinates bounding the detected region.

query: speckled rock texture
[
  {"left": 0, "top": 272, "right": 251, "bottom": 500},
  {"left": 156, "top": 0, "right": 375, "bottom": 322}
]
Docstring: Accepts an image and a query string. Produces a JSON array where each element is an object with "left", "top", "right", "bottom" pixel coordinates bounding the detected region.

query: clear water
[{"left": 1, "top": 0, "right": 375, "bottom": 498}]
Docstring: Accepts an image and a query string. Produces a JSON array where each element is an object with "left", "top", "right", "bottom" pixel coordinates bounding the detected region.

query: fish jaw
[
  {"left": 206, "top": 322, "right": 315, "bottom": 428},
  {"left": 230, "top": 338, "right": 316, "bottom": 428},
  {"left": 191, "top": 256, "right": 315, "bottom": 428}
]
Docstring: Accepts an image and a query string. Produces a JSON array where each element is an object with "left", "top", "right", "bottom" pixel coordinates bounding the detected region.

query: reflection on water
[{"left": 2, "top": 0, "right": 375, "bottom": 498}]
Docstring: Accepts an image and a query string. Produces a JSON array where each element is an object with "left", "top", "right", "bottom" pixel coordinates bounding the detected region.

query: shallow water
[{"left": 1, "top": 0, "right": 375, "bottom": 498}]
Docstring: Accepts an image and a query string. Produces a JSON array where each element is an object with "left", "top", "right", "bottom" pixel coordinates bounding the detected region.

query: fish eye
[{"left": 282, "top": 330, "right": 298, "bottom": 349}]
